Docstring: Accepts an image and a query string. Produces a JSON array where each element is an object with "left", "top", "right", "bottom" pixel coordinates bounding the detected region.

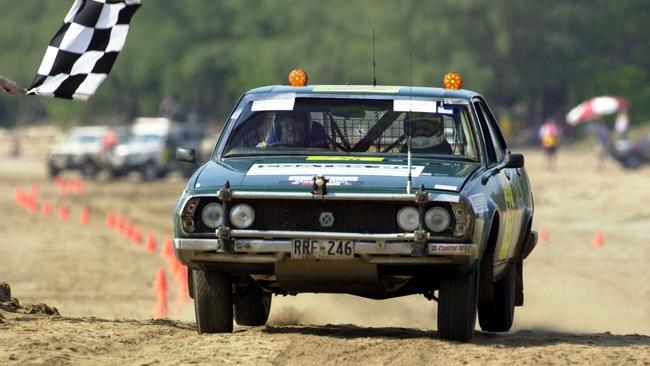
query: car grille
[{"left": 248, "top": 200, "right": 401, "bottom": 233}]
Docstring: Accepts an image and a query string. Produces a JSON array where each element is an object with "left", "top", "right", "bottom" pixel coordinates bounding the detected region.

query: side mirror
[
  {"left": 481, "top": 153, "right": 525, "bottom": 185},
  {"left": 176, "top": 147, "right": 198, "bottom": 164},
  {"left": 504, "top": 153, "right": 525, "bottom": 169}
]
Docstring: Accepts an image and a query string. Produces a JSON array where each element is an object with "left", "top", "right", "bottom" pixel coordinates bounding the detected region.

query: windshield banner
[
  {"left": 393, "top": 100, "right": 437, "bottom": 113},
  {"left": 251, "top": 93, "right": 296, "bottom": 112}
]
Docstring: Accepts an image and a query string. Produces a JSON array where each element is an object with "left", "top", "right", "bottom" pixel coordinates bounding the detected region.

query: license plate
[{"left": 291, "top": 239, "right": 354, "bottom": 259}]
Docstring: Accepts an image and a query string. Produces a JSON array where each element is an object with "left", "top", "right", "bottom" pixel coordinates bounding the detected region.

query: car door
[{"left": 473, "top": 100, "right": 524, "bottom": 269}]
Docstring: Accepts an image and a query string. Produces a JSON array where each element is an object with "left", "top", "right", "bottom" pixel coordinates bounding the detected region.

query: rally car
[{"left": 173, "top": 70, "right": 536, "bottom": 342}]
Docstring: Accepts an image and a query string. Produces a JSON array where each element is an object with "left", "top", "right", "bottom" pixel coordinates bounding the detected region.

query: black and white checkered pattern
[{"left": 27, "top": 0, "right": 141, "bottom": 101}]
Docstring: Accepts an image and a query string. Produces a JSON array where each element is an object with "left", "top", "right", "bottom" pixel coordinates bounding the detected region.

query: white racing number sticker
[
  {"left": 291, "top": 239, "right": 354, "bottom": 259},
  {"left": 286, "top": 176, "right": 360, "bottom": 186},
  {"left": 247, "top": 163, "right": 424, "bottom": 177},
  {"left": 393, "top": 99, "right": 437, "bottom": 113}
]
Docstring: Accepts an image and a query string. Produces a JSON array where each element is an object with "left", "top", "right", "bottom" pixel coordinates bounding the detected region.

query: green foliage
[{"left": 0, "top": 0, "right": 649, "bottom": 128}]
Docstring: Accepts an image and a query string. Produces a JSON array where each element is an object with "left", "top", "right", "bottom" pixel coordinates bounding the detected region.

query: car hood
[{"left": 192, "top": 156, "right": 480, "bottom": 194}]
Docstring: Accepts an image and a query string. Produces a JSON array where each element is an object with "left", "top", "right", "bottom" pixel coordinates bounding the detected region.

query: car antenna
[
  {"left": 406, "top": 47, "right": 413, "bottom": 194},
  {"left": 372, "top": 28, "right": 377, "bottom": 86}
]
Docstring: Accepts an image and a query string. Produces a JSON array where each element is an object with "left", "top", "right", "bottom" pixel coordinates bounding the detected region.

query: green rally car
[{"left": 173, "top": 71, "right": 537, "bottom": 342}]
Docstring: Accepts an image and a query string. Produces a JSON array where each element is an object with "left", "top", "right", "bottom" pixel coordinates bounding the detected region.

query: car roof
[{"left": 245, "top": 84, "right": 480, "bottom": 100}]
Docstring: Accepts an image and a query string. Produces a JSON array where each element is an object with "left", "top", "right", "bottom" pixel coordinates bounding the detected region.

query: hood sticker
[
  {"left": 282, "top": 176, "right": 363, "bottom": 187},
  {"left": 306, "top": 156, "right": 384, "bottom": 162},
  {"left": 247, "top": 163, "right": 424, "bottom": 177},
  {"left": 469, "top": 193, "right": 488, "bottom": 214}
]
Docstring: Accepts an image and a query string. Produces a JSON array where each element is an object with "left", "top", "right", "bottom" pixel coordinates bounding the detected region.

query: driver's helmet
[
  {"left": 406, "top": 113, "right": 445, "bottom": 149},
  {"left": 269, "top": 111, "right": 311, "bottom": 145}
]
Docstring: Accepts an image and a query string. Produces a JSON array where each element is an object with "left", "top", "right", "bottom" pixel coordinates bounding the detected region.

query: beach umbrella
[{"left": 566, "top": 96, "right": 629, "bottom": 125}]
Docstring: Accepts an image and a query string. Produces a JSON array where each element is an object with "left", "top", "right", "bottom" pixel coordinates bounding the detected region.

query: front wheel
[
  {"left": 437, "top": 266, "right": 478, "bottom": 342},
  {"left": 193, "top": 270, "right": 233, "bottom": 334},
  {"left": 140, "top": 162, "right": 158, "bottom": 181},
  {"left": 234, "top": 281, "right": 272, "bottom": 326},
  {"left": 81, "top": 160, "right": 99, "bottom": 178},
  {"left": 478, "top": 262, "right": 516, "bottom": 332}
]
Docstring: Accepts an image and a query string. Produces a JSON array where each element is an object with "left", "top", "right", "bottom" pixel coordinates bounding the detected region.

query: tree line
[{"left": 0, "top": 0, "right": 648, "bottom": 134}]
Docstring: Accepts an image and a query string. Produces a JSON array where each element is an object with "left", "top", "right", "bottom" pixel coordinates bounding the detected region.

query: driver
[
  {"left": 402, "top": 113, "right": 452, "bottom": 154},
  {"left": 263, "top": 111, "right": 329, "bottom": 148}
]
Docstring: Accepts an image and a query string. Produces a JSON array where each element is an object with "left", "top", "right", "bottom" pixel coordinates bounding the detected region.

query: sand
[{"left": 0, "top": 140, "right": 648, "bottom": 365}]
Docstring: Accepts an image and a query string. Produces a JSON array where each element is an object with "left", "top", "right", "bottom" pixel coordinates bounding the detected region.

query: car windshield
[{"left": 222, "top": 97, "right": 478, "bottom": 160}]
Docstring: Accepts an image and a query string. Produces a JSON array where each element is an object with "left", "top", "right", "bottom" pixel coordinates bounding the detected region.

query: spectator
[
  {"left": 614, "top": 110, "right": 630, "bottom": 140},
  {"left": 590, "top": 121, "right": 611, "bottom": 171},
  {"left": 538, "top": 119, "right": 560, "bottom": 170}
]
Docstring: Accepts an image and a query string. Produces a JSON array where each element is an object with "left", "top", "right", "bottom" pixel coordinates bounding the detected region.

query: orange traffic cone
[
  {"left": 105, "top": 211, "right": 115, "bottom": 229},
  {"left": 152, "top": 267, "right": 168, "bottom": 319},
  {"left": 153, "top": 267, "right": 168, "bottom": 295},
  {"left": 58, "top": 204, "right": 69, "bottom": 221},
  {"left": 54, "top": 175, "right": 64, "bottom": 187},
  {"left": 174, "top": 257, "right": 187, "bottom": 279},
  {"left": 122, "top": 219, "right": 133, "bottom": 238},
  {"left": 75, "top": 179, "right": 85, "bottom": 194},
  {"left": 539, "top": 228, "right": 549, "bottom": 242},
  {"left": 593, "top": 231, "right": 604, "bottom": 249},
  {"left": 145, "top": 232, "right": 157, "bottom": 253},
  {"left": 115, "top": 214, "right": 125, "bottom": 232},
  {"left": 26, "top": 195, "right": 38, "bottom": 215},
  {"left": 30, "top": 184, "right": 40, "bottom": 201},
  {"left": 131, "top": 226, "right": 142, "bottom": 245},
  {"left": 161, "top": 237, "right": 174, "bottom": 260},
  {"left": 14, "top": 187, "right": 24, "bottom": 206},
  {"left": 80, "top": 207, "right": 91, "bottom": 225},
  {"left": 41, "top": 201, "right": 53, "bottom": 217},
  {"left": 58, "top": 182, "right": 69, "bottom": 197},
  {"left": 175, "top": 266, "right": 190, "bottom": 305}
]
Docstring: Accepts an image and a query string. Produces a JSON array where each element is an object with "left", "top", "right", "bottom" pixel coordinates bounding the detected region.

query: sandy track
[
  {"left": 0, "top": 318, "right": 648, "bottom": 365},
  {"left": 0, "top": 143, "right": 649, "bottom": 365}
]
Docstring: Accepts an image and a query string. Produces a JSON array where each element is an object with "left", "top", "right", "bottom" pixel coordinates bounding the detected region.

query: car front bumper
[{"left": 174, "top": 230, "right": 478, "bottom": 266}]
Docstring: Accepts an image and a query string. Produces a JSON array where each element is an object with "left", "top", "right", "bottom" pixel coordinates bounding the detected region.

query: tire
[
  {"left": 478, "top": 262, "right": 516, "bottom": 332},
  {"left": 140, "top": 162, "right": 158, "bottom": 181},
  {"left": 234, "top": 282, "right": 272, "bottom": 326},
  {"left": 623, "top": 154, "right": 642, "bottom": 170},
  {"left": 193, "top": 270, "right": 233, "bottom": 334},
  {"left": 81, "top": 160, "right": 98, "bottom": 178},
  {"left": 437, "top": 266, "right": 479, "bottom": 342},
  {"left": 47, "top": 164, "right": 60, "bottom": 179}
]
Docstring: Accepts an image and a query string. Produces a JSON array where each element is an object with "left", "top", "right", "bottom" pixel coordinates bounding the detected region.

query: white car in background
[
  {"left": 108, "top": 117, "right": 204, "bottom": 180},
  {"left": 47, "top": 126, "right": 126, "bottom": 178}
]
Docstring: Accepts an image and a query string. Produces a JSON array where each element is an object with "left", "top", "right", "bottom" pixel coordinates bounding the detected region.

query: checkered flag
[{"left": 27, "top": 0, "right": 141, "bottom": 101}]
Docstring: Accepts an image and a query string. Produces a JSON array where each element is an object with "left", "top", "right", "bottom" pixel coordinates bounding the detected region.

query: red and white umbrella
[{"left": 566, "top": 96, "right": 629, "bottom": 125}]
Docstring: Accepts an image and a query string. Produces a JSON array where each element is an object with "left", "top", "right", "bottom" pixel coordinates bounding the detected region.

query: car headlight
[
  {"left": 229, "top": 203, "right": 255, "bottom": 229},
  {"left": 201, "top": 203, "right": 224, "bottom": 229},
  {"left": 397, "top": 206, "right": 419, "bottom": 231},
  {"left": 425, "top": 207, "right": 451, "bottom": 233},
  {"left": 452, "top": 203, "right": 473, "bottom": 238}
]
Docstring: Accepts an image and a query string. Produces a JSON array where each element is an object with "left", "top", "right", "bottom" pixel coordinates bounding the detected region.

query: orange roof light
[
  {"left": 443, "top": 72, "right": 463, "bottom": 90},
  {"left": 288, "top": 69, "right": 308, "bottom": 87}
]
